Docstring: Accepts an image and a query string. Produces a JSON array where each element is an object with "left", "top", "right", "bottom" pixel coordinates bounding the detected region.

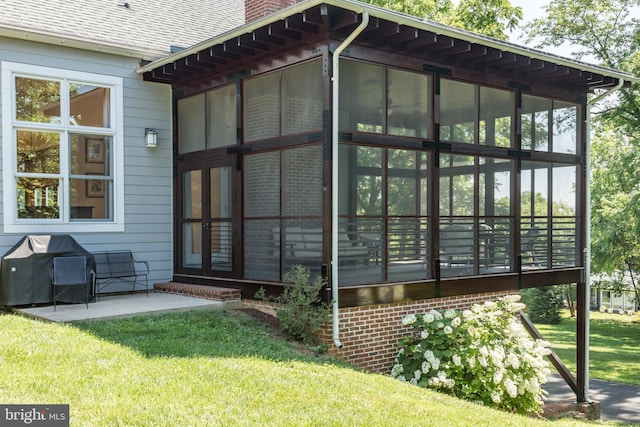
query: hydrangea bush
[{"left": 391, "top": 295, "right": 551, "bottom": 415}]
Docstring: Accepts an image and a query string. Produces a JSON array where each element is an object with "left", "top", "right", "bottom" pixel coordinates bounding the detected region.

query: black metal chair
[
  {"left": 521, "top": 226, "right": 542, "bottom": 268},
  {"left": 50, "top": 256, "right": 90, "bottom": 311}
]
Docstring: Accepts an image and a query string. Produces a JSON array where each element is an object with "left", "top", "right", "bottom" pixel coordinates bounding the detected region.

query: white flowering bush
[{"left": 391, "top": 295, "right": 551, "bottom": 415}]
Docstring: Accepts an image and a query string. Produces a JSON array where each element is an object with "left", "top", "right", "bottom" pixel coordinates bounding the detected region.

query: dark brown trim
[
  {"left": 145, "top": 4, "right": 627, "bottom": 94},
  {"left": 520, "top": 311, "right": 580, "bottom": 398},
  {"left": 173, "top": 267, "right": 583, "bottom": 308}
]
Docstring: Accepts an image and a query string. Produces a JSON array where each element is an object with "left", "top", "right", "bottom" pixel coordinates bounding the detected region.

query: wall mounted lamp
[{"left": 145, "top": 128, "right": 158, "bottom": 148}]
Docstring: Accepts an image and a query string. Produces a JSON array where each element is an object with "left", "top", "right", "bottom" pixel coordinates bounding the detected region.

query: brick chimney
[{"left": 245, "top": 0, "right": 300, "bottom": 23}]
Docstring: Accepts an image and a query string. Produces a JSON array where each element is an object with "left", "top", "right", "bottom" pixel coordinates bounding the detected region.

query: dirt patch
[
  {"left": 235, "top": 308, "right": 281, "bottom": 329},
  {"left": 232, "top": 308, "right": 320, "bottom": 354}
]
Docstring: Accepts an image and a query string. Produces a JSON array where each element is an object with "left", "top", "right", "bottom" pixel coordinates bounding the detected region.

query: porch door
[{"left": 178, "top": 159, "right": 234, "bottom": 277}]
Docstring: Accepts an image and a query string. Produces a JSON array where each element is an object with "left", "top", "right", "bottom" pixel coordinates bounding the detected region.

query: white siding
[{"left": 0, "top": 37, "right": 174, "bottom": 288}]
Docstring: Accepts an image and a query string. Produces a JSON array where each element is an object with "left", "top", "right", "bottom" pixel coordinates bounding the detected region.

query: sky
[
  {"left": 506, "top": 1, "right": 640, "bottom": 62},
  {"left": 505, "top": 1, "right": 566, "bottom": 55}
]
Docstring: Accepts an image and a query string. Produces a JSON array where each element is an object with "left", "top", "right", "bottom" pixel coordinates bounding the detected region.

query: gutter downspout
[
  {"left": 331, "top": 11, "right": 369, "bottom": 349},
  {"left": 583, "top": 78, "right": 624, "bottom": 401}
]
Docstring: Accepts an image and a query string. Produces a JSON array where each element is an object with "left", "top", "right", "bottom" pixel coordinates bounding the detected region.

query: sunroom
[{"left": 138, "top": 0, "right": 633, "bottom": 382}]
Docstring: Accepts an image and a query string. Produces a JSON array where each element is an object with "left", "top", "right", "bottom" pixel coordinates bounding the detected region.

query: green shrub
[
  {"left": 391, "top": 295, "right": 551, "bottom": 415},
  {"left": 256, "top": 265, "right": 330, "bottom": 346},
  {"left": 520, "top": 286, "right": 564, "bottom": 324}
]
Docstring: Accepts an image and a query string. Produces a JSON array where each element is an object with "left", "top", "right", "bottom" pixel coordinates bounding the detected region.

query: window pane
[
  {"left": 183, "top": 170, "right": 202, "bottom": 219},
  {"left": 521, "top": 95, "right": 550, "bottom": 151},
  {"left": 388, "top": 149, "right": 420, "bottom": 216},
  {"left": 339, "top": 60, "right": 385, "bottom": 133},
  {"left": 479, "top": 158, "right": 512, "bottom": 216},
  {"left": 15, "top": 77, "right": 60, "bottom": 123},
  {"left": 210, "top": 166, "right": 232, "bottom": 218},
  {"left": 388, "top": 69, "right": 431, "bottom": 138},
  {"left": 283, "top": 145, "right": 322, "bottom": 215},
  {"left": 282, "top": 60, "right": 322, "bottom": 135},
  {"left": 553, "top": 165, "right": 576, "bottom": 216},
  {"left": 338, "top": 144, "right": 383, "bottom": 216},
  {"left": 178, "top": 94, "right": 206, "bottom": 153},
  {"left": 207, "top": 84, "right": 237, "bottom": 149},
  {"left": 244, "top": 219, "right": 280, "bottom": 281},
  {"left": 70, "top": 178, "right": 111, "bottom": 219},
  {"left": 440, "top": 80, "right": 477, "bottom": 144},
  {"left": 69, "top": 84, "right": 110, "bottom": 127},
  {"left": 521, "top": 162, "right": 549, "bottom": 217},
  {"left": 244, "top": 151, "right": 280, "bottom": 217},
  {"left": 553, "top": 101, "right": 579, "bottom": 154},
  {"left": 17, "top": 177, "right": 60, "bottom": 219},
  {"left": 183, "top": 223, "right": 202, "bottom": 269},
  {"left": 439, "top": 218, "right": 475, "bottom": 277},
  {"left": 440, "top": 154, "right": 475, "bottom": 216},
  {"left": 357, "top": 146, "right": 383, "bottom": 215},
  {"left": 244, "top": 73, "right": 280, "bottom": 142},
  {"left": 480, "top": 87, "right": 513, "bottom": 147},
  {"left": 71, "top": 135, "right": 111, "bottom": 176},
  {"left": 17, "top": 130, "right": 60, "bottom": 174}
]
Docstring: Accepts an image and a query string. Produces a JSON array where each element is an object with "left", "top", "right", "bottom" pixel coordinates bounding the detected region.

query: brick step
[
  {"left": 542, "top": 399, "right": 600, "bottom": 421},
  {"left": 154, "top": 282, "right": 241, "bottom": 302}
]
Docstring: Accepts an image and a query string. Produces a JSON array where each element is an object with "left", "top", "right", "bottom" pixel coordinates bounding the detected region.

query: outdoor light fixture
[{"left": 145, "top": 128, "right": 158, "bottom": 148}]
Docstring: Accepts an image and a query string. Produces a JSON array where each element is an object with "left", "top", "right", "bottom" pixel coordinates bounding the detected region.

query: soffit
[{"left": 140, "top": 0, "right": 636, "bottom": 92}]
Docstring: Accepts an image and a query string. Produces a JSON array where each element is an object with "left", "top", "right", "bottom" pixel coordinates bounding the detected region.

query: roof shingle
[{"left": 0, "top": 0, "right": 245, "bottom": 58}]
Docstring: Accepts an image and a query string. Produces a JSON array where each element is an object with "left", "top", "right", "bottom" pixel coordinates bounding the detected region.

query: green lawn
[
  {"left": 534, "top": 311, "right": 640, "bottom": 385},
  {"left": 0, "top": 309, "right": 590, "bottom": 426}
]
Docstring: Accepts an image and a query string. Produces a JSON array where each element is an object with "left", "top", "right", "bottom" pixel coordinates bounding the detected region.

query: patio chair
[
  {"left": 521, "top": 226, "right": 541, "bottom": 267},
  {"left": 50, "top": 255, "right": 90, "bottom": 311},
  {"left": 440, "top": 225, "right": 474, "bottom": 267}
]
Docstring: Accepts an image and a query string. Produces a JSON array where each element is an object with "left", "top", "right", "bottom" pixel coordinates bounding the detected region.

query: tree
[
  {"left": 590, "top": 122, "right": 640, "bottom": 307},
  {"left": 361, "top": 0, "right": 523, "bottom": 40},
  {"left": 521, "top": 286, "right": 564, "bottom": 324},
  {"left": 524, "top": 0, "right": 640, "bottom": 302},
  {"left": 524, "top": 0, "right": 640, "bottom": 134}
]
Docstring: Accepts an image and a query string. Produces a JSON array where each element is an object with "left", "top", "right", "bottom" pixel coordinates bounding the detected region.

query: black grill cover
[{"left": 0, "top": 235, "right": 95, "bottom": 306}]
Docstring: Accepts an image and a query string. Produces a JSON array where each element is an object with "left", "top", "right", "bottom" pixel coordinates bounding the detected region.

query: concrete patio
[{"left": 14, "top": 291, "right": 241, "bottom": 322}]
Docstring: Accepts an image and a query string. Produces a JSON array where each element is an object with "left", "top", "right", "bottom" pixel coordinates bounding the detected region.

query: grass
[
  {"left": 0, "top": 309, "right": 592, "bottom": 427},
  {"left": 534, "top": 311, "right": 640, "bottom": 385}
]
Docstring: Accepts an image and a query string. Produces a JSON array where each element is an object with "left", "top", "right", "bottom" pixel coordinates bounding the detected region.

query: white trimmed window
[{"left": 2, "top": 62, "right": 124, "bottom": 233}]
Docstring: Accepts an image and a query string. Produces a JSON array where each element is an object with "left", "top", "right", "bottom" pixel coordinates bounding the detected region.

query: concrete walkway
[
  {"left": 544, "top": 374, "right": 640, "bottom": 424},
  {"left": 14, "top": 292, "right": 239, "bottom": 322}
]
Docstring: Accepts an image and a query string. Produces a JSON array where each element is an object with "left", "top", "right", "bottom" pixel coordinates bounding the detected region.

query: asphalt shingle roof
[{"left": 0, "top": 0, "right": 245, "bottom": 58}]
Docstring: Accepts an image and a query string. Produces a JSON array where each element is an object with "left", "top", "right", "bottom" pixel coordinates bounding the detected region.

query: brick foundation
[{"left": 245, "top": 290, "right": 517, "bottom": 373}]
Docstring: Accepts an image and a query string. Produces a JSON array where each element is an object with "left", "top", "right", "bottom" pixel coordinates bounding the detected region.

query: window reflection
[
  {"left": 243, "top": 73, "right": 280, "bottom": 142},
  {"left": 339, "top": 61, "right": 433, "bottom": 137},
  {"left": 17, "top": 177, "right": 59, "bottom": 219},
  {"left": 207, "top": 84, "right": 237, "bottom": 149},
  {"left": 480, "top": 86, "right": 513, "bottom": 147},
  {"left": 521, "top": 95, "right": 550, "bottom": 151},
  {"left": 15, "top": 77, "right": 61, "bottom": 123},
  {"left": 440, "top": 80, "right": 477, "bottom": 144},
  {"left": 69, "top": 84, "right": 110, "bottom": 127},
  {"left": 8, "top": 64, "right": 117, "bottom": 225},
  {"left": 178, "top": 93, "right": 206, "bottom": 153},
  {"left": 282, "top": 60, "right": 322, "bottom": 135},
  {"left": 388, "top": 69, "right": 431, "bottom": 138},
  {"left": 69, "top": 134, "right": 112, "bottom": 220},
  {"left": 339, "top": 60, "right": 385, "bottom": 134},
  {"left": 17, "top": 130, "right": 60, "bottom": 174},
  {"left": 553, "top": 102, "right": 578, "bottom": 154}
]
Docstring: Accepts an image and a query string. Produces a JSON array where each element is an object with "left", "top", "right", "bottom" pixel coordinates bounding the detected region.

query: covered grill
[{"left": 0, "top": 235, "right": 95, "bottom": 306}]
